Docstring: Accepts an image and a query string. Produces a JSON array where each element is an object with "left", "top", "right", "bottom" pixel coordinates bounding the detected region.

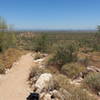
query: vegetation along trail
[{"left": 0, "top": 53, "right": 33, "bottom": 100}]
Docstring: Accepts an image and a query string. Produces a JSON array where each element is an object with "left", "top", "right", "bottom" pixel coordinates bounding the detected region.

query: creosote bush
[
  {"left": 61, "top": 63, "right": 86, "bottom": 78},
  {"left": 33, "top": 34, "right": 49, "bottom": 52},
  {"left": 84, "top": 72, "right": 100, "bottom": 94},
  {"left": 47, "top": 42, "right": 77, "bottom": 68}
]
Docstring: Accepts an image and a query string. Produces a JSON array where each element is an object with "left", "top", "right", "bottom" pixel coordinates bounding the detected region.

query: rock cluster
[{"left": 30, "top": 73, "right": 71, "bottom": 100}]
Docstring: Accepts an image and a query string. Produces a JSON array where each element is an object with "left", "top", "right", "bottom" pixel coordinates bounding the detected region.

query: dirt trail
[{"left": 0, "top": 53, "right": 33, "bottom": 100}]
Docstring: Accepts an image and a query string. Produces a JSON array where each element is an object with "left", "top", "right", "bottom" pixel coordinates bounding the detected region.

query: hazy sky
[{"left": 0, "top": 0, "right": 100, "bottom": 30}]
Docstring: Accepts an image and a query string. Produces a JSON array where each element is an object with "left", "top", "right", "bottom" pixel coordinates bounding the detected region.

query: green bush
[
  {"left": 0, "top": 32, "right": 17, "bottom": 52},
  {"left": 61, "top": 63, "right": 86, "bottom": 78},
  {"left": 0, "top": 17, "right": 17, "bottom": 52},
  {"left": 33, "top": 34, "right": 49, "bottom": 52},
  {"left": 0, "top": 16, "right": 8, "bottom": 31},
  {"left": 84, "top": 72, "right": 100, "bottom": 93},
  {"left": 47, "top": 42, "right": 77, "bottom": 67}
]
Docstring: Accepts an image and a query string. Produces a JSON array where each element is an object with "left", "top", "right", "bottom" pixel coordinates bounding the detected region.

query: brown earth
[{"left": 0, "top": 53, "right": 33, "bottom": 100}]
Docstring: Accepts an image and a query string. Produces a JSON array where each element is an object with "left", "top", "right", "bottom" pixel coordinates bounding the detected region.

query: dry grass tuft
[
  {"left": 0, "top": 48, "right": 27, "bottom": 69},
  {"left": 61, "top": 63, "right": 86, "bottom": 78},
  {"left": 84, "top": 72, "right": 100, "bottom": 94}
]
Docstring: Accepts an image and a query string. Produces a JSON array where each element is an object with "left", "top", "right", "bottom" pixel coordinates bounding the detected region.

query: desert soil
[{"left": 0, "top": 53, "right": 33, "bottom": 100}]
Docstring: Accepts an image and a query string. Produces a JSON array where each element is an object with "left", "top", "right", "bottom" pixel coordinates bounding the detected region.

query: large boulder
[{"left": 34, "top": 73, "right": 53, "bottom": 93}]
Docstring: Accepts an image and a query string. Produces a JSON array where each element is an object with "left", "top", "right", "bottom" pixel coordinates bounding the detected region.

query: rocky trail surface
[{"left": 0, "top": 53, "right": 34, "bottom": 100}]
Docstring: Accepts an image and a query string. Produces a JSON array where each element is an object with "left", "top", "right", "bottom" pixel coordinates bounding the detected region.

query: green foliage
[
  {"left": 0, "top": 16, "right": 17, "bottom": 52},
  {"left": 0, "top": 16, "right": 8, "bottom": 31},
  {"left": 92, "top": 33, "right": 100, "bottom": 51},
  {"left": 78, "top": 32, "right": 100, "bottom": 51},
  {"left": 48, "top": 42, "right": 77, "bottom": 67},
  {"left": 61, "top": 63, "right": 86, "bottom": 78},
  {"left": 97, "top": 25, "right": 100, "bottom": 32},
  {"left": 0, "top": 32, "right": 17, "bottom": 52},
  {"left": 84, "top": 72, "right": 100, "bottom": 93},
  {"left": 33, "top": 34, "right": 49, "bottom": 52},
  {"left": 17, "top": 31, "right": 100, "bottom": 52},
  {"left": 78, "top": 39, "right": 94, "bottom": 50}
]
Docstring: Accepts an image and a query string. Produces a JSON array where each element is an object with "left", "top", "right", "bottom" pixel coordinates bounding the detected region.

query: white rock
[
  {"left": 5, "top": 69, "right": 10, "bottom": 74},
  {"left": 43, "top": 93, "right": 51, "bottom": 100},
  {"left": 87, "top": 66, "right": 100, "bottom": 72},
  {"left": 72, "top": 77, "right": 83, "bottom": 85},
  {"left": 34, "top": 73, "right": 53, "bottom": 93},
  {"left": 34, "top": 58, "right": 45, "bottom": 63},
  {"left": 40, "top": 93, "right": 52, "bottom": 100},
  {"left": 52, "top": 90, "right": 62, "bottom": 99}
]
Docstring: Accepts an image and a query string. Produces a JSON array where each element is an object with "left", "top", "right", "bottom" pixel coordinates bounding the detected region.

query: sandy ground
[{"left": 0, "top": 53, "right": 33, "bottom": 100}]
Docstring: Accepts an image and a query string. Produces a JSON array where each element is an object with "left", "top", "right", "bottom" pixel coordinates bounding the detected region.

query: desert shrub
[
  {"left": 53, "top": 74, "right": 72, "bottom": 90},
  {"left": 33, "top": 34, "right": 49, "bottom": 52},
  {"left": 0, "top": 32, "right": 17, "bottom": 52},
  {"left": 79, "top": 47, "right": 94, "bottom": 53},
  {"left": 29, "top": 66, "right": 96, "bottom": 100},
  {"left": 0, "top": 63, "right": 5, "bottom": 74},
  {"left": 53, "top": 74, "right": 96, "bottom": 100},
  {"left": 29, "top": 66, "right": 45, "bottom": 80},
  {"left": 1, "top": 48, "right": 27, "bottom": 68},
  {"left": 78, "top": 36, "right": 100, "bottom": 52},
  {"left": 77, "top": 53, "right": 90, "bottom": 67},
  {"left": 78, "top": 39, "right": 94, "bottom": 51},
  {"left": 47, "top": 42, "right": 77, "bottom": 67},
  {"left": 92, "top": 32, "right": 100, "bottom": 51},
  {"left": 61, "top": 63, "right": 86, "bottom": 78},
  {"left": 0, "top": 17, "right": 17, "bottom": 52},
  {"left": 69, "top": 88, "right": 96, "bottom": 100},
  {"left": 84, "top": 72, "right": 100, "bottom": 93}
]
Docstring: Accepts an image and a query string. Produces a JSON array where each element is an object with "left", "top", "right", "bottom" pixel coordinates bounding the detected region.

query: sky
[{"left": 0, "top": 0, "right": 100, "bottom": 30}]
